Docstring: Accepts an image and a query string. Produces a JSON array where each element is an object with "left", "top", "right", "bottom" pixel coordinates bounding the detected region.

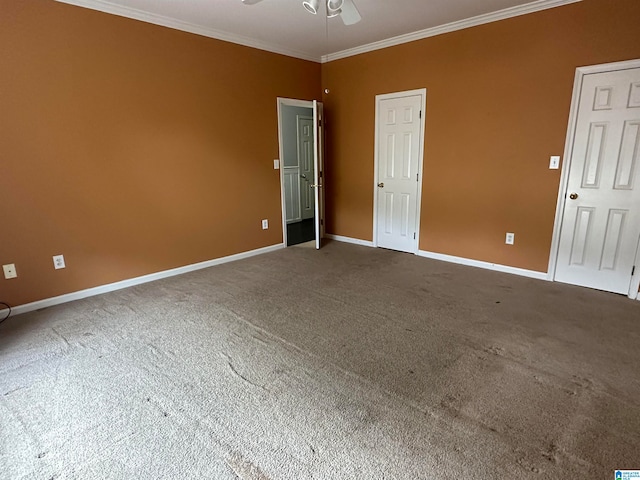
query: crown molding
[
  {"left": 56, "top": 0, "right": 582, "bottom": 65},
  {"left": 321, "top": 0, "right": 582, "bottom": 63},
  {"left": 55, "top": 0, "right": 321, "bottom": 62}
]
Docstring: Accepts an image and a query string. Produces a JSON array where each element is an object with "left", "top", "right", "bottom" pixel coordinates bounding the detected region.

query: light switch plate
[
  {"left": 273, "top": 159, "right": 280, "bottom": 170},
  {"left": 3, "top": 264, "right": 17, "bottom": 279},
  {"left": 505, "top": 232, "right": 515, "bottom": 245},
  {"left": 262, "top": 219, "right": 269, "bottom": 230},
  {"left": 549, "top": 155, "right": 560, "bottom": 169}
]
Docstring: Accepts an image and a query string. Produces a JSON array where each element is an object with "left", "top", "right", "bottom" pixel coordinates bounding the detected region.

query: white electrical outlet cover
[
  {"left": 273, "top": 159, "right": 280, "bottom": 169},
  {"left": 3, "top": 264, "right": 17, "bottom": 279},
  {"left": 53, "top": 255, "right": 66, "bottom": 269},
  {"left": 549, "top": 155, "right": 560, "bottom": 169}
]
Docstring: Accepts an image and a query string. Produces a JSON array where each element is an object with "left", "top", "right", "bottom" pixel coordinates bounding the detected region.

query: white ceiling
[{"left": 56, "top": 0, "right": 580, "bottom": 62}]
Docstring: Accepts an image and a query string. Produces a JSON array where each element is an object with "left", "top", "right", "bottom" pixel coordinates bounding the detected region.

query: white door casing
[
  {"left": 553, "top": 65, "right": 640, "bottom": 295},
  {"left": 374, "top": 90, "right": 426, "bottom": 254},
  {"left": 277, "top": 97, "right": 324, "bottom": 249},
  {"left": 298, "top": 115, "right": 315, "bottom": 220}
]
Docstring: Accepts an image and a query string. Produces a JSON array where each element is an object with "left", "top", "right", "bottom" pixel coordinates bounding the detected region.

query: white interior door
[
  {"left": 297, "top": 115, "right": 315, "bottom": 220},
  {"left": 555, "top": 67, "right": 640, "bottom": 294},
  {"left": 375, "top": 93, "right": 424, "bottom": 253},
  {"left": 312, "top": 101, "right": 325, "bottom": 250},
  {"left": 283, "top": 167, "right": 301, "bottom": 223}
]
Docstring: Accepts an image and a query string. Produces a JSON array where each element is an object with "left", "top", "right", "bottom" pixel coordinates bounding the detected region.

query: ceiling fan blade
[
  {"left": 241, "top": 0, "right": 263, "bottom": 5},
  {"left": 340, "top": 0, "right": 361, "bottom": 25}
]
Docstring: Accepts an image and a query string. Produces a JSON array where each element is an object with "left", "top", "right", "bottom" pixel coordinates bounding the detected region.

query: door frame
[
  {"left": 372, "top": 88, "right": 427, "bottom": 254},
  {"left": 547, "top": 59, "right": 640, "bottom": 300},
  {"left": 277, "top": 98, "right": 313, "bottom": 247},
  {"left": 277, "top": 97, "right": 322, "bottom": 248}
]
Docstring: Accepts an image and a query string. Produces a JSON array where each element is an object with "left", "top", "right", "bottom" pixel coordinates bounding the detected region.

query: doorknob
[
  {"left": 377, "top": 182, "right": 384, "bottom": 188},
  {"left": 569, "top": 192, "right": 579, "bottom": 200},
  {"left": 300, "top": 174, "right": 307, "bottom": 179},
  {"left": 310, "top": 184, "right": 322, "bottom": 188}
]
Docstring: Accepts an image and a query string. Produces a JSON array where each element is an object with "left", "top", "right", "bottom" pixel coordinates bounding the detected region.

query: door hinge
[
  {"left": 633, "top": 266, "right": 636, "bottom": 276},
  {"left": 321, "top": 219, "right": 324, "bottom": 226},
  {"left": 413, "top": 232, "right": 416, "bottom": 240},
  {"left": 416, "top": 173, "right": 419, "bottom": 182},
  {"left": 419, "top": 110, "right": 422, "bottom": 119}
]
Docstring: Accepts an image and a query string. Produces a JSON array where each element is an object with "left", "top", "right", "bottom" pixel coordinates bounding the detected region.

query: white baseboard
[
  {"left": 326, "top": 235, "right": 548, "bottom": 281},
  {"left": 417, "top": 250, "right": 549, "bottom": 281},
  {"left": 325, "top": 234, "right": 374, "bottom": 247},
  {"left": 9, "top": 243, "right": 284, "bottom": 317}
]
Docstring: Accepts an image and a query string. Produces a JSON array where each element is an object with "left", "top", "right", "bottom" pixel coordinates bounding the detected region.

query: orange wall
[
  {"left": 0, "top": 0, "right": 320, "bottom": 306},
  {"left": 322, "top": 0, "right": 640, "bottom": 272}
]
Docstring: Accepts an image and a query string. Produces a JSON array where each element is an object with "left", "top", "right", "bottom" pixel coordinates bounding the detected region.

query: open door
[
  {"left": 277, "top": 97, "right": 324, "bottom": 249},
  {"left": 312, "top": 100, "right": 325, "bottom": 250}
]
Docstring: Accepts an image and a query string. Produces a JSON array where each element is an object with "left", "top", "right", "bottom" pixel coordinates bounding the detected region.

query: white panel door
[
  {"left": 555, "top": 67, "right": 640, "bottom": 294},
  {"left": 283, "top": 167, "right": 301, "bottom": 223},
  {"left": 312, "top": 101, "right": 325, "bottom": 250},
  {"left": 297, "top": 116, "right": 315, "bottom": 220},
  {"left": 375, "top": 94, "right": 422, "bottom": 253}
]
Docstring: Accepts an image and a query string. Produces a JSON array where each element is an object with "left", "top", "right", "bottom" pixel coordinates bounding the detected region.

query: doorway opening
[{"left": 277, "top": 98, "right": 325, "bottom": 249}]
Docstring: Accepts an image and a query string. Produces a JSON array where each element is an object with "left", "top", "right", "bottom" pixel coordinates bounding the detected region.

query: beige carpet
[{"left": 1, "top": 241, "right": 639, "bottom": 479}]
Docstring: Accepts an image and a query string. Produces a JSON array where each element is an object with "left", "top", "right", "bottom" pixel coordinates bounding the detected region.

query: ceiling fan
[{"left": 241, "top": 0, "right": 362, "bottom": 26}]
